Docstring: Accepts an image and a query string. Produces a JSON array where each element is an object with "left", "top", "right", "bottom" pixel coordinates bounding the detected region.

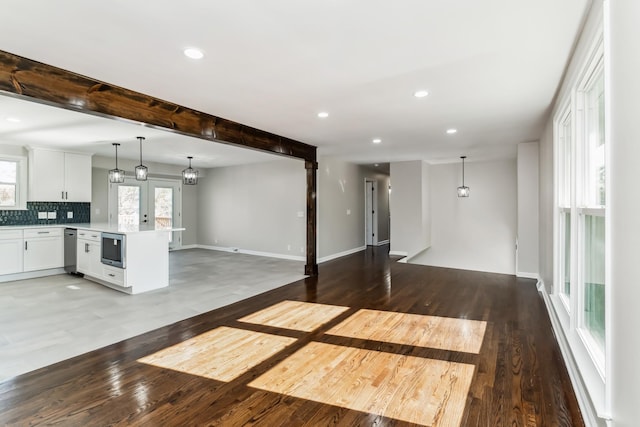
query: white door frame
[
  {"left": 365, "top": 179, "right": 378, "bottom": 246},
  {"left": 108, "top": 177, "right": 183, "bottom": 250}
]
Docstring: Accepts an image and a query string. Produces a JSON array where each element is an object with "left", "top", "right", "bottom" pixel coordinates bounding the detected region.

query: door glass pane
[
  {"left": 583, "top": 214, "right": 605, "bottom": 348},
  {"left": 562, "top": 212, "right": 571, "bottom": 298},
  {"left": 154, "top": 187, "right": 173, "bottom": 229},
  {"left": 118, "top": 186, "right": 140, "bottom": 226}
]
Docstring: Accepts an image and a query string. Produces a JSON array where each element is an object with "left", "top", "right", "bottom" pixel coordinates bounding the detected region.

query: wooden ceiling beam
[{"left": 0, "top": 50, "right": 316, "bottom": 162}]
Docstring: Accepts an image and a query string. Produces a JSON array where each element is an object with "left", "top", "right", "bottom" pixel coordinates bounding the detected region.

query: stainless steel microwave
[{"left": 101, "top": 232, "right": 125, "bottom": 268}]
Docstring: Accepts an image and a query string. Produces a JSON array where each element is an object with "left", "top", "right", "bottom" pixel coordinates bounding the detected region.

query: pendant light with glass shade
[
  {"left": 457, "top": 155, "right": 470, "bottom": 197},
  {"left": 182, "top": 156, "right": 198, "bottom": 185},
  {"left": 108, "top": 143, "right": 125, "bottom": 183},
  {"left": 134, "top": 136, "right": 148, "bottom": 181}
]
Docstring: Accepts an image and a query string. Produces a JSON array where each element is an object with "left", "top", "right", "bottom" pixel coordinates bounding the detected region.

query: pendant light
[
  {"left": 134, "top": 136, "right": 148, "bottom": 181},
  {"left": 457, "top": 155, "right": 470, "bottom": 197},
  {"left": 108, "top": 143, "right": 125, "bottom": 183},
  {"left": 182, "top": 156, "right": 198, "bottom": 185}
]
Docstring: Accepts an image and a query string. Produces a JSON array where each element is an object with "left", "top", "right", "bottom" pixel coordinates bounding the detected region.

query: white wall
[
  {"left": 197, "top": 158, "right": 306, "bottom": 258},
  {"left": 410, "top": 158, "right": 517, "bottom": 275},
  {"left": 608, "top": 1, "right": 640, "bottom": 425},
  {"left": 389, "top": 160, "right": 430, "bottom": 257},
  {"left": 516, "top": 142, "right": 539, "bottom": 277}
]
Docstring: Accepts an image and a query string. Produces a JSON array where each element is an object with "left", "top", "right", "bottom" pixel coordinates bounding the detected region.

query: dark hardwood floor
[{"left": 0, "top": 246, "right": 583, "bottom": 426}]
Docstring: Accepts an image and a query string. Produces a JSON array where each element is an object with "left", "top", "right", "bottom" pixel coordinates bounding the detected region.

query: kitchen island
[{"left": 72, "top": 223, "right": 185, "bottom": 294}]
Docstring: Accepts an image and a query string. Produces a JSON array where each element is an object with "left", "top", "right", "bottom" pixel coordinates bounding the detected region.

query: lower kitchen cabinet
[
  {"left": 0, "top": 229, "right": 24, "bottom": 275},
  {"left": 23, "top": 228, "right": 63, "bottom": 272},
  {"left": 77, "top": 231, "right": 102, "bottom": 278}
]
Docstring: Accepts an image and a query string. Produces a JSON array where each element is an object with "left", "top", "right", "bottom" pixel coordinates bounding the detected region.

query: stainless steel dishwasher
[{"left": 64, "top": 228, "right": 78, "bottom": 274}]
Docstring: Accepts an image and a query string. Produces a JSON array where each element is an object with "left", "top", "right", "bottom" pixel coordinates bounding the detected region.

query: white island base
[{"left": 78, "top": 227, "right": 173, "bottom": 295}]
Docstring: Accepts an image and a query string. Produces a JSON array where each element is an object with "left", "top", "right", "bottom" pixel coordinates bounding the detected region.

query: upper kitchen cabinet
[{"left": 28, "top": 148, "right": 92, "bottom": 202}]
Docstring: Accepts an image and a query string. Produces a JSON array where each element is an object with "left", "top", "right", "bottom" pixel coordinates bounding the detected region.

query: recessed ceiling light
[
  {"left": 372, "top": 138, "right": 382, "bottom": 144},
  {"left": 5, "top": 117, "right": 20, "bottom": 123},
  {"left": 414, "top": 90, "right": 429, "bottom": 98},
  {"left": 317, "top": 112, "right": 329, "bottom": 118},
  {"left": 374, "top": 163, "right": 379, "bottom": 167},
  {"left": 446, "top": 128, "right": 458, "bottom": 134},
  {"left": 184, "top": 48, "right": 204, "bottom": 59}
]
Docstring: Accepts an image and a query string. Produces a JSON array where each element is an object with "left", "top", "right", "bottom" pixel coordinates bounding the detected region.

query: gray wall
[
  {"left": 317, "top": 157, "right": 366, "bottom": 259},
  {"left": 197, "top": 158, "right": 306, "bottom": 258},
  {"left": 389, "top": 160, "right": 430, "bottom": 257},
  {"left": 516, "top": 142, "right": 539, "bottom": 277},
  {"left": 410, "top": 158, "right": 517, "bottom": 275}
]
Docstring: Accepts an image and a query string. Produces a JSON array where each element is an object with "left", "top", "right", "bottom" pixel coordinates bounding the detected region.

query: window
[
  {"left": 0, "top": 156, "right": 27, "bottom": 210},
  {"left": 554, "top": 38, "right": 606, "bottom": 377}
]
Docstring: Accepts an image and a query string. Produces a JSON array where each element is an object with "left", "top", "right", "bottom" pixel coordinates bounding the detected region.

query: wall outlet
[
  {"left": 95, "top": 208, "right": 100, "bottom": 215},
  {"left": 346, "top": 209, "right": 351, "bottom": 215},
  {"left": 287, "top": 244, "right": 291, "bottom": 251},
  {"left": 38, "top": 212, "right": 47, "bottom": 219},
  {"left": 47, "top": 211, "right": 56, "bottom": 219},
  {"left": 67, "top": 211, "right": 73, "bottom": 219},
  {"left": 297, "top": 211, "right": 304, "bottom": 218}
]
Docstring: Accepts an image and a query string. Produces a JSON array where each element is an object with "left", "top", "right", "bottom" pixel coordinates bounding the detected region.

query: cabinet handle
[
  {"left": 65, "top": 191, "right": 68, "bottom": 200},
  {"left": 62, "top": 191, "right": 64, "bottom": 200},
  {"left": 108, "top": 273, "right": 115, "bottom": 277},
  {"left": 25, "top": 241, "right": 28, "bottom": 250},
  {"left": 37, "top": 231, "right": 50, "bottom": 234},
  {"left": 91, "top": 234, "right": 98, "bottom": 238},
  {"left": 85, "top": 243, "right": 89, "bottom": 253}
]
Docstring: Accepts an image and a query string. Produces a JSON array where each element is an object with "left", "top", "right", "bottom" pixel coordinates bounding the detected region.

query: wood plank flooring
[{"left": 0, "top": 246, "right": 583, "bottom": 426}]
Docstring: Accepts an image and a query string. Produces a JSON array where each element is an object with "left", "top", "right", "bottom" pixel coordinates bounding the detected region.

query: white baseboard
[
  {"left": 318, "top": 246, "right": 366, "bottom": 264},
  {"left": 537, "top": 280, "right": 604, "bottom": 427},
  {"left": 389, "top": 250, "right": 408, "bottom": 257},
  {"left": 0, "top": 267, "right": 66, "bottom": 283},
  {"left": 376, "top": 239, "right": 390, "bottom": 246},
  {"left": 196, "top": 245, "right": 305, "bottom": 262},
  {"left": 516, "top": 271, "right": 540, "bottom": 280},
  {"left": 176, "top": 244, "right": 198, "bottom": 250}
]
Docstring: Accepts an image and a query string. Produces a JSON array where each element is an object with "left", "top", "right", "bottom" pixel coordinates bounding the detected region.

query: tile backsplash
[{"left": 0, "top": 202, "right": 90, "bottom": 226}]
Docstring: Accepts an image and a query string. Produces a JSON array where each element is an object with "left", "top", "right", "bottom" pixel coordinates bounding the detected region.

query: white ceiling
[{"left": 0, "top": 0, "right": 589, "bottom": 167}]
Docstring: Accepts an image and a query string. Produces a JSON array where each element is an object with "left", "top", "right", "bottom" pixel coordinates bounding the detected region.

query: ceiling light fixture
[
  {"left": 372, "top": 138, "right": 382, "bottom": 144},
  {"left": 135, "top": 136, "right": 148, "bottom": 181},
  {"left": 108, "top": 143, "right": 125, "bottom": 184},
  {"left": 414, "top": 90, "right": 429, "bottom": 98},
  {"left": 182, "top": 156, "right": 199, "bottom": 185},
  {"left": 317, "top": 112, "right": 329, "bottom": 118},
  {"left": 457, "top": 156, "right": 470, "bottom": 198},
  {"left": 446, "top": 128, "right": 458, "bottom": 134},
  {"left": 184, "top": 48, "right": 204, "bottom": 59},
  {"left": 5, "top": 117, "right": 21, "bottom": 123}
]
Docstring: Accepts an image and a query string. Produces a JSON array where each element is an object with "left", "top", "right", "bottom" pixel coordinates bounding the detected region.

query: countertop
[{"left": 0, "top": 222, "right": 185, "bottom": 234}]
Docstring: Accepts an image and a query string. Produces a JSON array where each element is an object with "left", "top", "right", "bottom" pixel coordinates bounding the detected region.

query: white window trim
[
  {"left": 551, "top": 26, "right": 609, "bottom": 419},
  {"left": 0, "top": 154, "right": 28, "bottom": 211}
]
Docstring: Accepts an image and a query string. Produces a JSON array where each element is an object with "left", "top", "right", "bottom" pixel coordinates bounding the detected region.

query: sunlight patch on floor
[
  {"left": 326, "top": 309, "right": 487, "bottom": 354},
  {"left": 138, "top": 326, "right": 296, "bottom": 382},
  {"left": 238, "top": 300, "right": 350, "bottom": 332},
  {"left": 249, "top": 341, "right": 474, "bottom": 426}
]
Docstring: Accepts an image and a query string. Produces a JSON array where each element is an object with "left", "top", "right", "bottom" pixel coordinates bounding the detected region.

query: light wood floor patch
[
  {"left": 137, "top": 326, "right": 296, "bottom": 382},
  {"left": 238, "top": 300, "right": 350, "bottom": 332},
  {"left": 326, "top": 309, "right": 487, "bottom": 354},
  {"left": 249, "top": 342, "right": 475, "bottom": 426}
]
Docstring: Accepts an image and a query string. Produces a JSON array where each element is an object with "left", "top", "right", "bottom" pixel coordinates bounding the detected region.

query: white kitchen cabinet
[
  {"left": 77, "top": 230, "right": 102, "bottom": 278},
  {"left": 23, "top": 228, "right": 64, "bottom": 272},
  {"left": 28, "top": 148, "right": 92, "bottom": 202},
  {"left": 0, "top": 229, "right": 24, "bottom": 275}
]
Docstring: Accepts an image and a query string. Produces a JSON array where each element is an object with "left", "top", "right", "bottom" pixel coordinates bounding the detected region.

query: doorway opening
[{"left": 365, "top": 179, "right": 378, "bottom": 246}]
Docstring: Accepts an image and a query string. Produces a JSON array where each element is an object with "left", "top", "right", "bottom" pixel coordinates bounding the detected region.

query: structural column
[{"left": 305, "top": 160, "right": 318, "bottom": 276}]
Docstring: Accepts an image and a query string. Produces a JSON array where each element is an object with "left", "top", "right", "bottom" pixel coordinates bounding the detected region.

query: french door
[{"left": 108, "top": 178, "right": 182, "bottom": 249}]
